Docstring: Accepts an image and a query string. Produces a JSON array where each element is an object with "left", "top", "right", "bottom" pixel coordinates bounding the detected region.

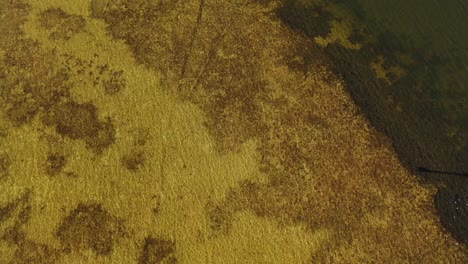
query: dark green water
[
  {"left": 345, "top": 0, "right": 468, "bottom": 130},
  {"left": 277, "top": 0, "right": 467, "bottom": 244}
]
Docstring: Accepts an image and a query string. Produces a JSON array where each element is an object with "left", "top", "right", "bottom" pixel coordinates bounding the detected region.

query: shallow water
[{"left": 353, "top": 0, "right": 468, "bottom": 130}]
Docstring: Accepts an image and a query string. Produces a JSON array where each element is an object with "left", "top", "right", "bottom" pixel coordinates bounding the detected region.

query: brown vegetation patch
[
  {"left": 0, "top": 192, "right": 31, "bottom": 231},
  {"left": 0, "top": 192, "right": 46, "bottom": 264},
  {"left": 42, "top": 102, "right": 116, "bottom": 153},
  {"left": 1, "top": 28, "right": 118, "bottom": 154},
  {"left": 13, "top": 240, "right": 60, "bottom": 264},
  {"left": 122, "top": 150, "right": 145, "bottom": 171},
  {"left": 38, "top": 8, "right": 86, "bottom": 40},
  {"left": 0, "top": 193, "right": 60, "bottom": 263},
  {"left": 45, "top": 152, "right": 67, "bottom": 176},
  {"left": 102, "top": 69, "right": 126, "bottom": 95},
  {"left": 0, "top": 38, "right": 68, "bottom": 125},
  {"left": 0, "top": 152, "right": 11, "bottom": 179},
  {"left": 0, "top": 0, "right": 30, "bottom": 46},
  {"left": 56, "top": 203, "right": 125, "bottom": 256},
  {"left": 139, "top": 236, "right": 177, "bottom": 264},
  {"left": 122, "top": 128, "right": 151, "bottom": 171}
]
